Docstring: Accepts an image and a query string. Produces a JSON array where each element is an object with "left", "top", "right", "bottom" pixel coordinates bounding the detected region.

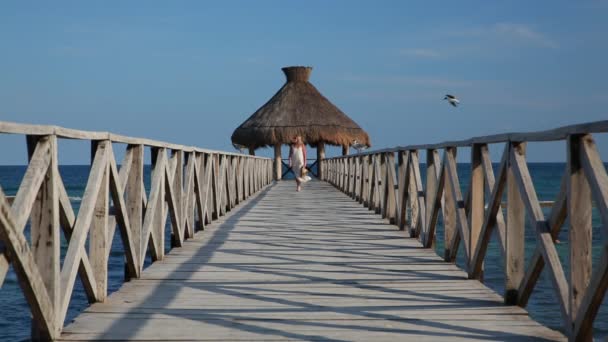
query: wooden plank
[
  {"left": 108, "top": 154, "right": 139, "bottom": 280},
  {"left": 89, "top": 141, "right": 110, "bottom": 302},
  {"left": 572, "top": 134, "right": 608, "bottom": 340},
  {"left": 0, "top": 120, "right": 274, "bottom": 159},
  {"left": 140, "top": 149, "right": 166, "bottom": 264},
  {"left": 368, "top": 155, "right": 378, "bottom": 211},
  {"left": 410, "top": 151, "right": 426, "bottom": 237},
  {"left": 171, "top": 150, "right": 184, "bottom": 246},
  {"left": 164, "top": 160, "right": 183, "bottom": 248},
  {"left": 481, "top": 145, "right": 506, "bottom": 256},
  {"left": 125, "top": 145, "right": 144, "bottom": 274},
  {"left": 573, "top": 241, "right": 607, "bottom": 341},
  {"left": 0, "top": 188, "right": 58, "bottom": 339},
  {"left": 444, "top": 147, "right": 470, "bottom": 265},
  {"left": 517, "top": 174, "right": 567, "bottom": 307},
  {"left": 192, "top": 153, "right": 205, "bottom": 230},
  {"left": 442, "top": 149, "right": 457, "bottom": 261},
  {"left": 397, "top": 151, "right": 409, "bottom": 231},
  {"left": 211, "top": 154, "right": 221, "bottom": 219},
  {"left": 58, "top": 140, "right": 109, "bottom": 326},
  {"left": 579, "top": 134, "right": 608, "bottom": 231},
  {"left": 183, "top": 152, "right": 195, "bottom": 239},
  {"left": 384, "top": 153, "right": 398, "bottom": 224},
  {"left": 424, "top": 151, "right": 445, "bottom": 248},
  {"left": 566, "top": 135, "right": 592, "bottom": 333},
  {"left": 27, "top": 135, "right": 60, "bottom": 338},
  {"left": 57, "top": 174, "right": 99, "bottom": 303},
  {"left": 509, "top": 142, "right": 570, "bottom": 324},
  {"left": 505, "top": 143, "right": 526, "bottom": 305},
  {"left": 353, "top": 156, "right": 360, "bottom": 201},
  {"left": 469, "top": 145, "right": 484, "bottom": 274},
  {"left": 0, "top": 138, "right": 51, "bottom": 286},
  {"left": 104, "top": 144, "right": 134, "bottom": 264},
  {"left": 201, "top": 154, "right": 213, "bottom": 225},
  {"left": 365, "top": 155, "right": 373, "bottom": 208},
  {"left": 469, "top": 144, "right": 508, "bottom": 279}
]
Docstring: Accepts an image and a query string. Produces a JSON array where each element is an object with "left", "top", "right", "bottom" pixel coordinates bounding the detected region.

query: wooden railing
[
  {"left": 0, "top": 121, "right": 273, "bottom": 340},
  {"left": 321, "top": 121, "right": 608, "bottom": 341}
]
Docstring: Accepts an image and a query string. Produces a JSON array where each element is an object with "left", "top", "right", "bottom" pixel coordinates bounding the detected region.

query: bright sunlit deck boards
[{"left": 60, "top": 181, "right": 564, "bottom": 341}]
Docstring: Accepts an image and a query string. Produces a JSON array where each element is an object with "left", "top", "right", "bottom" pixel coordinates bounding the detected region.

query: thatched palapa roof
[{"left": 231, "top": 66, "right": 371, "bottom": 149}]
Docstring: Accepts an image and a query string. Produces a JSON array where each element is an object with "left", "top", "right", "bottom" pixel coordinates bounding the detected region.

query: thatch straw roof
[{"left": 231, "top": 66, "right": 371, "bottom": 149}]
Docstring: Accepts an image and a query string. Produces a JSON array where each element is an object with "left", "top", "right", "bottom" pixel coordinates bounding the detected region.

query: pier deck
[{"left": 60, "top": 181, "right": 564, "bottom": 341}]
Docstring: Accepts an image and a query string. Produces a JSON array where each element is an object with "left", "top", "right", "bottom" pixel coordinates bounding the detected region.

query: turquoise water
[{"left": 0, "top": 163, "right": 606, "bottom": 340}]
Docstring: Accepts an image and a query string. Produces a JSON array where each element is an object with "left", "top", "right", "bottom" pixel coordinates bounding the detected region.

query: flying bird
[
  {"left": 232, "top": 143, "right": 247, "bottom": 153},
  {"left": 351, "top": 140, "right": 369, "bottom": 153},
  {"left": 444, "top": 94, "right": 460, "bottom": 107}
]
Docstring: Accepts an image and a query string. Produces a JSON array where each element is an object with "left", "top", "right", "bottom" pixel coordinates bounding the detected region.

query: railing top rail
[
  {"left": 325, "top": 120, "right": 608, "bottom": 158},
  {"left": 0, "top": 120, "right": 271, "bottom": 159}
]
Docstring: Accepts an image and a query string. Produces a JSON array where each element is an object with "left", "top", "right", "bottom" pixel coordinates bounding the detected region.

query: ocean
[{"left": 0, "top": 163, "right": 606, "bottom": 340}]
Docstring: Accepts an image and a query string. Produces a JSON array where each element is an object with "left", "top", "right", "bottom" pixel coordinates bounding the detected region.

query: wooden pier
[
  {"left": 60, "top": 180, "right": 564, "bottom": 341},
  {"left": 0, "top": 120, "right": 607, "bottom": 341}
]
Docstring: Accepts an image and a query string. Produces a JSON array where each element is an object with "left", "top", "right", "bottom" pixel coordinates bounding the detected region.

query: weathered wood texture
[
  {"left": 322, "top": 120, "right": 607, "bottom": 341},
  {"left": 0, "top": 121, "right": 272, "bottom": 340},
  {"left": 61, "top": 181, "right": 563, "bottom": 341}
]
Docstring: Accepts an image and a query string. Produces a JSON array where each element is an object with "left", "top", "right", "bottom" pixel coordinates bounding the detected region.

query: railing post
[
  {"left": 150, "top": 147, "right": 166, "bottom": 261},
  {"left": 369, "top": 155, "right": 378, "bottom": 211},
  {"left": 183, "top": 151, "right": 195, "bottom": 240},
  {"left": 424, "top": 149, "right": 437, "bottom": 246},
  {"left": 378, "top": 154, "right": 387, "bottom": 215},
  {"left": 505, "top": 142, "right": 526, "bottom": 304},
  {"left": 443, "top": 148, "right": 457, "bottom": 261},
  {"left": 567, "top": 134, "right": 593, "bottom": 340},
  {"left": 470, "top": 144, "right": 485, "bottom": 279},
  {"left": 349, "top": 157, "right": 356, "bottom": 197},
  {"left": 353, "top": 156, "right": 359, "bottom": 200},
  {"left": 125, "top": 144, "right": 144, "bottom": 276},
  {"left": 365, "top": 155, "right": 373, "bottom": 207},
  {"left": 170, "top": 150, "right": 184, "bottom": 248},
  {"left": 27, "top": 135, "right": 61, "bottom": 340},
  {"left": 408, "top": 150, "right": 423, "bottom": 238},
  {"left": 397, "top": 151, "right": 408, "bottom": 230},
  {"left": 357, "top": 156, "right": 365, "bottom": 203},
  {"left": 89, "top": 140, "right": 110, "bottom": 302}
]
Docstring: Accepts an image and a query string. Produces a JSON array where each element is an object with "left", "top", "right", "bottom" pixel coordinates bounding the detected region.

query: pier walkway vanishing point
[{"left": 0, "top": 120, "right": 607, "bottom": 341}]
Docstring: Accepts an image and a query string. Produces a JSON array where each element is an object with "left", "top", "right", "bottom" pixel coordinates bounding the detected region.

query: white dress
[{"left": 290, "top": 146, "right": 310, "bottom": 182}]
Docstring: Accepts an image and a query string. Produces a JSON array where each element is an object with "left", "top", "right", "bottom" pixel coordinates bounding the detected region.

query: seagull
[
  {"left": 351, "top": 140, "right": 369, "bottom": 153},
  {"left": 444, "top": 94, "right": 460, "bottom": 107},
  {"left": 232, "top": 143, "right": 247, "bottom": 154}
]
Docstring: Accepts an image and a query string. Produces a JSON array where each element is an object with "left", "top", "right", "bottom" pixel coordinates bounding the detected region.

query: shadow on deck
[{"left": 60, "top": 181, "right": 565, "bottom": 341}]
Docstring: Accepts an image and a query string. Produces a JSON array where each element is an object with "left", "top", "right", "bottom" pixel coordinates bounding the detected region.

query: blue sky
[{"left": 1, "top": 1, "right": 607, "bottom": 164}]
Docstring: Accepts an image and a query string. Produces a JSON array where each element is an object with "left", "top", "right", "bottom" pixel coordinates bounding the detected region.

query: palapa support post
[
  {"left": 248, "top": 147, "right": 255, "bottom": 156},
  {"left": 342, "top": 145, "right": 349, "bottom": 156},
  {"left": 274, "top": 144, "right": 282, "bottom": 180},
  {"left": 317, "top": 142, "right": 325, "bottom": 179}
]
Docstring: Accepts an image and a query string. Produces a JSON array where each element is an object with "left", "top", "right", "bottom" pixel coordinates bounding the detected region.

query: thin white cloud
[
  {"left": 399, "top": 48, "right": 440, "bottom": 58},
  {"left": 338, "top": 74, "right": 472, "bottom": 88},
  {"left": 447, "top": 23, "right": 558, "bottom": 49},
  {"left": 494, "top": 23, "right": 558, "bottom": 49}
]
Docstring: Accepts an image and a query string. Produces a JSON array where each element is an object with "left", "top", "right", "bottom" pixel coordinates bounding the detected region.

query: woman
[{"left": 288, "top": 135, "right": 310, "bottom": 191}]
